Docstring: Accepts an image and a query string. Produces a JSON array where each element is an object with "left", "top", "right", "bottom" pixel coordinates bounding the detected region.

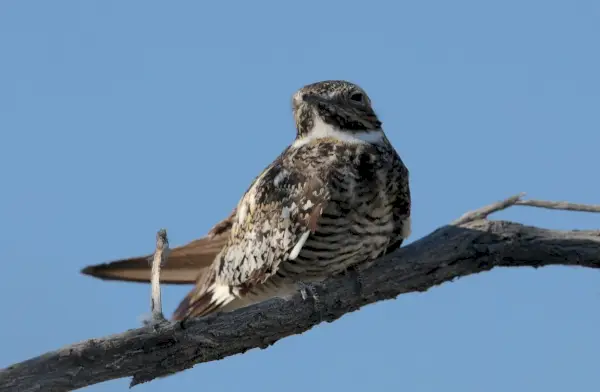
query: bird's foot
[
  {"left": 345, "top": 265, "right": 366, "bottom": 299},
  {"left": 298, "top": 281, "right": 323, "bottom": 319}
]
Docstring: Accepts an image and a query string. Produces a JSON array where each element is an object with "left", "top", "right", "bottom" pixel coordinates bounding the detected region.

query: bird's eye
[{"left": 349, "top": 92, "right": 364, "bottom": 102}]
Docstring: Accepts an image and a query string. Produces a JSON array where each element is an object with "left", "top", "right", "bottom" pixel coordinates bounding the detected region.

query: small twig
[
  {"left": 147, "top": 229, "right": 169, "bottom": 325},
  {"left": 515, "top": 199, "right": 600, "bottom": 213},
  {"left": 452, "top": 193, "right": 525, "bottom": 225},
  {"left": 452, "top": 194, "right": 600, "bottom": 226}
]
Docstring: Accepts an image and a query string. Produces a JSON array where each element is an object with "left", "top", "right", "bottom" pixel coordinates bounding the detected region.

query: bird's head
[{"left": 291, "top": 80, "right": 383, "bottom": 144}]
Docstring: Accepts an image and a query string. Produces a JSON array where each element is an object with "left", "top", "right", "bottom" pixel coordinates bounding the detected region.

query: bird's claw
[
  {"left": 298, "top": 281, "right": 323, "bottom": 319},
  {"left": 345, "top": 265, "right": 366, "bottom": 299}
]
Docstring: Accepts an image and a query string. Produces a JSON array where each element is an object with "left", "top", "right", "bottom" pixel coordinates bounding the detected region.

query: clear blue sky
[{"left": 1, "top": 1, "right": 599, "bottom": 391}]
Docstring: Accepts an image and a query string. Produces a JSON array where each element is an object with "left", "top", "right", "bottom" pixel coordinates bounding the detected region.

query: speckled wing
[{"left": 172, "top": 156, "right": 331, "bottom": 319}]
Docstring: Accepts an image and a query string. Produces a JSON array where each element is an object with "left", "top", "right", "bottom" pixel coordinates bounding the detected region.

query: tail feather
[{"left": 80, "top": 211, "right": 235, "bottom": 284}]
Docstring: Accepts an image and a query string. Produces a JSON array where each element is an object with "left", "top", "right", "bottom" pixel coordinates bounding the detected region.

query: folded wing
[{"left": 173, "top": 159, "right": 330, "bottom": 319}]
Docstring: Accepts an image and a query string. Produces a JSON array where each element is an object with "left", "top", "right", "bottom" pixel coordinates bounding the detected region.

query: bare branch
[
  {"left": 143, "top": 229, "right": 170, "bottom": 326},
  {"left": 1, "top": 195, "right": 599, "bottom": 392},
  {"left": 452, "top": 193, "right": 526, "bottom": 225},
  {"left": 515, "top": 199, "right": 600, "bottom": 213},
  {"left": 452, "top": 194, "right": 600, "bottom": 226}
]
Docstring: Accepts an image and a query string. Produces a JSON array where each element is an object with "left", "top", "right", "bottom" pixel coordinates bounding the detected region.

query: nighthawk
[{"left": 82, "top": 80, "right": 412, "bottom": 320}]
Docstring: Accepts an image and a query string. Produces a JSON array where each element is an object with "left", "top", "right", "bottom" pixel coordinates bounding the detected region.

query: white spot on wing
[
  {"left": 281, "top": 201, "right": 298, "bottom": 220},
  {"left": 210, "top": 283, "right": 236, "bottom": 307},
  {"left": 292, "top": 115, "right": 384, "bottom": 148},
  {"left": 289, "top": 231, "right": 310, "bottom": 260},
  {"left": 273, "top": 169, "right": 289, "bottom": 186}
]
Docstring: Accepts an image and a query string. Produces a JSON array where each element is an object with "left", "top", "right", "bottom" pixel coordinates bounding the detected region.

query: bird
[{"left": 81, "top": 80, "right": 411, "bottom": 321}]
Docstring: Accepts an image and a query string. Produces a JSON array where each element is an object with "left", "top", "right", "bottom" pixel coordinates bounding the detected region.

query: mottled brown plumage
[
  {"left": 173, "top": 80, "right": 411, "bottom": 320},
  {"left": 81, "top": 80, "right": 411, "bottom": 321}
]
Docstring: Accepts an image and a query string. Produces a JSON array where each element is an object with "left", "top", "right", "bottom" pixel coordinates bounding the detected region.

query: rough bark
[{"left": 1, "top": 194, "right": 599, "bottom": 392}]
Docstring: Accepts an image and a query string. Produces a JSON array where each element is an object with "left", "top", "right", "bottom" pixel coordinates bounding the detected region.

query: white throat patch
[{"left": 292, "top": 115, "right": 384, "bottom": 148}]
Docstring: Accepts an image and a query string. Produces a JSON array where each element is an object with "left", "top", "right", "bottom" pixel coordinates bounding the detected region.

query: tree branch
[
  {"left": 2, "top": 195, "right": 599, "bottom": 392},
  {"left": 143, "top": 229, "right": 169, "bottom": 326}
]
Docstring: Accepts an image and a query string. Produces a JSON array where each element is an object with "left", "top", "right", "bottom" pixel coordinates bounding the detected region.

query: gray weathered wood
[{"left": 1, "top": 197, "right": 599, "bottom": 391}]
